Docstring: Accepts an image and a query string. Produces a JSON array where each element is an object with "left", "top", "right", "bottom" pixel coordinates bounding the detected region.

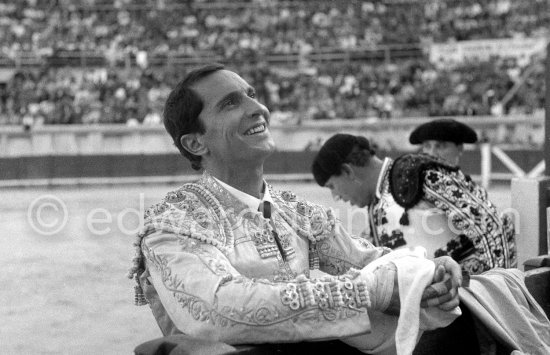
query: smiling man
[{"left": 129, "top": 65, "right": 468, "bottom": 354}]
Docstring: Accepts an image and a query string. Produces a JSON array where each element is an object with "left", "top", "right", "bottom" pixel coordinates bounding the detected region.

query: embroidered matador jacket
[
  {"left": 133, "top": 172, "right": 404, "bottom": 345},
  {"left": 368, "top": 155, "right": 517, "bottom": 275}
]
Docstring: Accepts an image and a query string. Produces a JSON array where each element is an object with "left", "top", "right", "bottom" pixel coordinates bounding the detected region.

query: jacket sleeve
[
  {"left": 271, "top": 191, "right": 391, "bottom": 277},
  {"left": 421, "top": 168, "right": 516, "bottom": 272},
  {"left": 142, "top": 229, "right": 376, "bottom": 345},
  {"left": 306, "top": 203, "right": 392, "bottom": 276}
]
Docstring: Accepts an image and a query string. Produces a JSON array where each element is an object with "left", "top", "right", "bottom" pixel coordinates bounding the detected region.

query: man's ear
[
  {"left": 341, "top": 163, "right": 356, "bottom": 179},
  {"left": 180, "top": 133, "right": 208, "bottom": 156}
]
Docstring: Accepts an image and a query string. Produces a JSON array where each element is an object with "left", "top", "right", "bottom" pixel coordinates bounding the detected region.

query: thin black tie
[
  {"left": 260, "top": 200, "right": 272, "bottom": 218},
  {"left": 259, "top": 201, "right": 286, "bottom": 261}
]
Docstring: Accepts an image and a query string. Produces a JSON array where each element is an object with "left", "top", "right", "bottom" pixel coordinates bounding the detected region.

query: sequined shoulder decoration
[
  {"left": 142, "top": 182, "right": 234, "bottom": 253},
  {"left": 389, "top": 153, "right": 458, "bottom": 209},
  {"left": 128, "top": 181, "right": 235, "bottom": 305}
]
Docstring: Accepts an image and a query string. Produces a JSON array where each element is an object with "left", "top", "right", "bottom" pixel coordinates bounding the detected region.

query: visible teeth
[{"left": 244, "top": 124, "right": 266, "bottom": 136}]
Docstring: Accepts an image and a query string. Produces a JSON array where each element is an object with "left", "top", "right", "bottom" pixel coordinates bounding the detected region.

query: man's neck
[
  {"left": 364, "top": 157, "right": 384, "bottom": 202},
  {"left": 366, "top": 156, "right": 384, "bottom": 180},
  {"left": 205, "top": 163, "right": 265, "bottom": 199}
]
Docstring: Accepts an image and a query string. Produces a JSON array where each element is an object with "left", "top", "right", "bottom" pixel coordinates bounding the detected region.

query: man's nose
[{"left": 245, "top": 96, "right": 270, "bottom": 120}]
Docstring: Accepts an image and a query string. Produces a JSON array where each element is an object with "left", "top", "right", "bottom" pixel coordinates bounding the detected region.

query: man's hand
[
  {"left": 421, "top": 256, "right": 462, "bottom": 311},
  {"left": 376, "top": 256, "right": 463, "bottom": 315}
]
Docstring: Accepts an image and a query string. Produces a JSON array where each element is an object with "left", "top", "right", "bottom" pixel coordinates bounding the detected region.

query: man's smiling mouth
[{"left": 244, "top": 123, "right": 266, "bottom": 136}]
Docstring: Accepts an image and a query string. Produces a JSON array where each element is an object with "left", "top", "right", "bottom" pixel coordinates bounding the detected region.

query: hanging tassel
[
  {"left": 308, "top": 242, "right": 320, "bottom": 270},
  {"left": 399, "top": 210, "right": 409, "bottom": 226},
  {"left": 309, "top": 254, "right": 320, "bottom": 270},
  {"left": 129, "top": 229, "right": 148, "bottom": 306},
  {"left": 134, "top": 275, "right": 148, "bottom": 306}
]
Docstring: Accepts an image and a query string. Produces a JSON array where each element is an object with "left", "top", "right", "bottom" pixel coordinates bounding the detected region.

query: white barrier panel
[
  {"left": 0, "top": 114, "right": 543, "bottom": 156},
  {"left": 511, "top": 177, "right": 550, "bottom": 269}
]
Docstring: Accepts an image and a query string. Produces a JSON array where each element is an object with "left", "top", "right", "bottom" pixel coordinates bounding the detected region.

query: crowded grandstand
[{"left": 0, "top": 0, "right": 548, "bottom": 125}]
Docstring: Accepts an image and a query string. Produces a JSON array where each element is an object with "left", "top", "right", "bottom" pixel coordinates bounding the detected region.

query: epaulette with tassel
[
  {"left": 127, "top": 228, "right": 149, "bottom": 306},
  {"left": 389, "top": 153, "right": 458, "bottom": 211}
]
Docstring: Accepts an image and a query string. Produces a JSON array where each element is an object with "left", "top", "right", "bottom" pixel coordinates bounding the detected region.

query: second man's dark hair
[{"left": 312, "top": 134, "right": 375, "bottom": 186}]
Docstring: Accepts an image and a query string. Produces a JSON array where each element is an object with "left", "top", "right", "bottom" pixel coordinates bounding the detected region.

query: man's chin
[
  {"left": 261, "top": 139, "right": 276, "bottom": 154},
  {"left": 251, "top": 142, "right": 276, "bottom": 159}
]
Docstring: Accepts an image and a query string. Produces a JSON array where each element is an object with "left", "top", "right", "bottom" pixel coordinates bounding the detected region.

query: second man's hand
[{"left": 421, "top": 256, "right": 461, "bottom": 311}]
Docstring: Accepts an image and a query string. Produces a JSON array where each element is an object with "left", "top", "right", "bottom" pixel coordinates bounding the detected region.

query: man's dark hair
[
  {"left": 312, "top": 134, "right": 376, "bottom": 186},
  {"left": 163, "top": 64, "right": 225, "bottom": 170}
]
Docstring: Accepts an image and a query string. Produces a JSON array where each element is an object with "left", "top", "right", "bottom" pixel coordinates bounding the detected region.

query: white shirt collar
[
  {"left": 213, "top": 177, "right": 274, "bottom": 211},
  {"left": 375, "top": 157, "right": 393, "bottom": 199}
]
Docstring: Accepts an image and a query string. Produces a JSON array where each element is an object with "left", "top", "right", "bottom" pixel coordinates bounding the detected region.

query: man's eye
[{"left": 223, "top": 98, "right": 236, "bottom": 107}]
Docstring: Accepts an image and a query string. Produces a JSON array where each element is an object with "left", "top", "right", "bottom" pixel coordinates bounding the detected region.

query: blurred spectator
[
  {"left": 2, "top": 54, "right": 545, "bottom": 125},
  {"left": 0, "top": 0, "right": 546, "bottom": 125}
]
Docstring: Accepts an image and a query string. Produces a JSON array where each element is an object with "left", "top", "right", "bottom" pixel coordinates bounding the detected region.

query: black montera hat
[
  {"left": 312, "top": 134, "right": 373, "bottom": 186},
  {"left": 409, "top": 118, "right": 478, "bottom": 145}
]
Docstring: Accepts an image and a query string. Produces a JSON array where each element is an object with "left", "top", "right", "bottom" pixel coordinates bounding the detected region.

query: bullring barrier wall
[{"left": 0, "top": 115, "right": 543, "bottom": 183}]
